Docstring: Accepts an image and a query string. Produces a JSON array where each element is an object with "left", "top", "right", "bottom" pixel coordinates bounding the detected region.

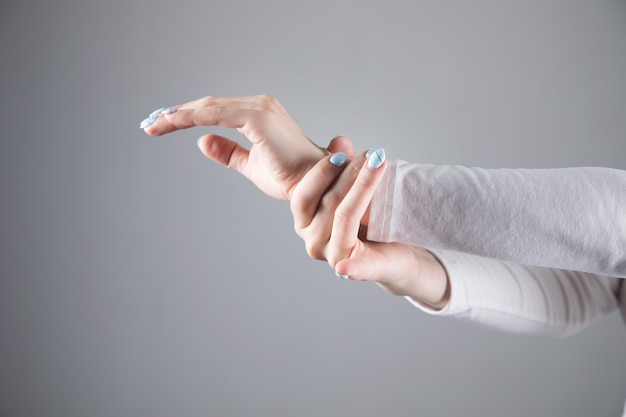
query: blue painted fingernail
[
  {"left": 366, "top": 147, "right": 385, "bottom": 169},
  {"left": 140, "top": 107, "right": 176, "bottom": 129},
  {"left": 329, "top": 152, "right": 348, "bottom": 167},
  {"left": 149, "top": 107, "right": 167, "bottom": 118},
  {"left": 335, "top": 271, "right": 349, "bottom": 280},
  {"left": 139, "top": 116, "right": 156, "bottom": 129}
]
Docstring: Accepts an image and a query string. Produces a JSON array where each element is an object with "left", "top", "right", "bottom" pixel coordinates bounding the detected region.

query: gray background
[{"left": 1, "top": 0, "right": 625, "bottom": 416}]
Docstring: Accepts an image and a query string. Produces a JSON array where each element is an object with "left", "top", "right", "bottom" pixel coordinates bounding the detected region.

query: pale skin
[
  {"left": 290, "top": 149, "right": 450, "bottom": 310},
  {"left": 141, "top": 94, "right": 449, "bottom": 309},
  {"left": 143, "top": 94, "right": 326, "bottom": 201}
]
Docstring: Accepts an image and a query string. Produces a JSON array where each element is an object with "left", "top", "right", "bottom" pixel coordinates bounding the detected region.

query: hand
[
  {"left": 290, "top": 147, "right": 450, "bottom": 309},
  {"left": 140, "top": 95, "right": 327, "bottom": 200}
]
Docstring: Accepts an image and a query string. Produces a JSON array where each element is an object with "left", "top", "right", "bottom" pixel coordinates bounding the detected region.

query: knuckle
[
  {"left": 326, "top": 256, "right": 339, "bottom": 269},
  {"left": 260, "top": 93, "right": 277, "bottom": 104},
  {"left": 319, "top": 191, "right": 341, "bottom": 212},
  {"left": 199, "top": 96, "right": 225, "bottom": 119},
  {"left": 213, "top": 104, "right": 225, "bottom": 118},
  {"left": 293, "top": 224, "right": 306, "bottom": 239},
  {"left": 289, "top": 188, "right": 307, "bottom": 213},
  {"left": 348, "top": 162, "right": 361, "bottom": 176},
  {"left": 356, "top": 174, "right": 376, "bottom": 189},
  {"left": 200, "top": 95, "right": 217, "bottom": 106},
  {"left": 290, "top": 197, "right": 304, "bottom": 217},
  {"left": 290, "top": 200, "right": 312, "bottom": 224},
  {"left": 305, "top": 242, "right": 326, "bottom": 261},
  {"left": 256, "top": 94, "right": 278, "bottom": 110},
  {"left": 333, "top": 205, "right": 354, "bottom": 226}
]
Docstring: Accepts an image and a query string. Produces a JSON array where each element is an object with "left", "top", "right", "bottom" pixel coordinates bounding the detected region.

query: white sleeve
[
  {"left": 368, "top": 161, "right": 626, "bottom": 278},
  {"left": 408, "top": 249, "right": 622, "bottom": 337}
]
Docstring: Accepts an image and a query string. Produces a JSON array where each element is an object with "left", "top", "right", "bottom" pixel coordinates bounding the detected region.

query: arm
[
  {"left": 418, "top": 249, "right": 622, "bottom": 337},
  {"left": 368, "top": 161, "right": 626, "bottom": 278},
  {"left": 141, "top": 97, "right": 625, "bottom": 276},
  {"left": 290, "top": 147, "right": 449, "bottom": 309},
  {"left": 291, "top": 149, "right": 622, "bottom": 336}
]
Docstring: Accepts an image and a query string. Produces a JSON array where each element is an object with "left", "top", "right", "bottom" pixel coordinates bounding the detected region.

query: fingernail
[
  {"left": 329, "top": 152, "right": 348, "bottom": 167},
  {"left": 139, "top": 116, "right": 156, "bottom": 129},
  {"left": 335, "top": 271, "right": 349, "bottom": 280},
  {"left": 148, "top": 107, "right": 167, "bottom": 118},
  {"left": 366, "top": 147, "right": 385, "bottom": 169},
  {"left": 140, "top": 107, "right": 175, "bottom": 129}
]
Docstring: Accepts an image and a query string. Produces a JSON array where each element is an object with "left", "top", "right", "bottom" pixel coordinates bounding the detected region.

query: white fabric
[
  {"left": 368, "top": 161, "right": 626, "bottom": 336},
  {"left": 408, "top": 249, "right": 621, "bottom": 337}
]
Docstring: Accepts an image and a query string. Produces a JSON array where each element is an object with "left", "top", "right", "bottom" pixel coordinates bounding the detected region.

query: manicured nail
[
  {"left": 149, "top": 107, "right": 167, "bottom": 118},
  {"left": 140, "top": 107, "right": 176, "bottom": 129},
  {"left": 366, "top": 147, "right": 385, "bottom": 169},
  {"left": 335, "top": 271, "right": 349, "bottom": 280},
  {"left": 139, "top": 116, "right": 156, "bottom": 129},
  {"left": 329, "top": 152, "right": 348, "bottom": 167}
]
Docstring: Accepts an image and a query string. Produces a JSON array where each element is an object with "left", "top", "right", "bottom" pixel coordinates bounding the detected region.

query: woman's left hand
[{"left": 290, "top": 146, "right": 450, "bottom": 308}]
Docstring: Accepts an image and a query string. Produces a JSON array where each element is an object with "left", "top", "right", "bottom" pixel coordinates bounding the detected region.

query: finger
[
  {"left": 326, "top": 135, "right": 356, "bottom": 158},
  {"left": 141, "top": 95, "right": 288, "bottom": 140},
  {"left": 334, "top": 241, "right": 415, "bottom": 286},
  {"left": 292, "top": 152, "right": 365, "bottom": 261},
  {"left": 328, "top": 148, "right": 387, "bottom": 265},
  {"left": 290, "top": 152, "right": 349, "bottom": 230},
  {"left": 141, "top": 95, "right": 253, "bottom": 136},
  {"left": 295, "top": 151, "right": 368, "bottom": 264},
  {"left": 139, "top": 106, "right": 178, "bottom": 130},
  {"left": 197, "top": 134, "right": 249, "bottom": 172},
  {"left": 336, "top": 243, "right": 450, "bottom": 308},
  {"left": 144, "top": 103, "right": 249, "bottom": 137},
  {"left": 308, "top": 151, "right": 367, "bottom": 228}
]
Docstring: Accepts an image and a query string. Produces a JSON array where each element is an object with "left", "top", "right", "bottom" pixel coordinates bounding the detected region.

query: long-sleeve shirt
[{"left": 367, "top": 161, "right": 626, "bottom": 336}]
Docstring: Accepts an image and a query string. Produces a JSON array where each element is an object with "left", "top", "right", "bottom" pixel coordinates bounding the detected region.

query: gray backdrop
[{"left": 1, "top": 1, "right": 625, "bottom": 416}]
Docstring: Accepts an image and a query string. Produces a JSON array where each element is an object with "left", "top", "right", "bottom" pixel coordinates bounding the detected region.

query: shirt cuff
[{"left": 367, "top": 160, "right": 397, "bottom": 243}]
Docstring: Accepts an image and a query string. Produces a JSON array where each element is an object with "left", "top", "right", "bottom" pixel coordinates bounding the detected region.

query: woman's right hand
[
  {"left": 140, "top": 95, "right": 327, "bottom": 201},
  {"left": 290, "top": 147, "right": 450, "bottom": 309}
]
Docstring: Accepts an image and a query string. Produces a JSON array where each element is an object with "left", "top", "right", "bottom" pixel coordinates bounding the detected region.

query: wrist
[
  {"left": 375, "top": 245, "right": 450, "bottom": 310},
  {"left": 404, "top": 248, "right": 450, "bottom": 311}
]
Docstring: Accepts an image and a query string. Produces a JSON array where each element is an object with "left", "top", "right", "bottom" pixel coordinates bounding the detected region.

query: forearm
[
  {"left": 368, "top": 161, "right": 626, "bottom": 277},
  {"left": 410, "top": 250, "right": 621, "bottom": 337}
]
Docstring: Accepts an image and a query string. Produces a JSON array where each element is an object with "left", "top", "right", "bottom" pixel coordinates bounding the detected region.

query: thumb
[
  {"left": 335, "top": 242, "right": 450, "bottom": 306},
  {"left": 334, "top": 242, "right": 418, "bottom": 291},
  {"left": 197, "top": 134, "right": 249, "bottom": 173},
  {"left": 334, "top": 241, "right": 409, "bottom": 280},
  {"left": 327, "top": 135, "right": 356, "bottom": 158}
]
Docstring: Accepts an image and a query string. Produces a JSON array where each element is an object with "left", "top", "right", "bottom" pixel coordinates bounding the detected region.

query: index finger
[
  {"left": 141, "top": 95, "right": 254, "bottom": 136},
  {"left": 142, "top": 96, "right": 242, "bottom": 136},
  {"left": 328, "top": 147, "right": 387, "bottom": 263}
]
